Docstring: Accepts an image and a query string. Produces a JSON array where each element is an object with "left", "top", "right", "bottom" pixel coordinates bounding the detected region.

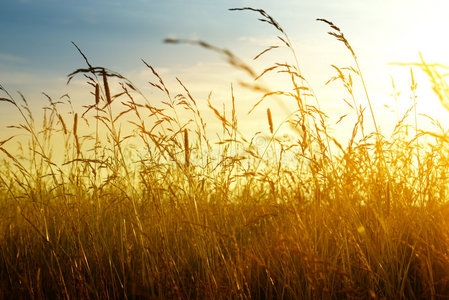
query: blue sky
[
  {"left": 2, "top": 0, "right": 449, "bottom": 138},
  {"left": 3, "top": 0, "right": 435, "bottom": 76},
  {"left": 0, "top": 0, "right": 214, "bottom": 72},
  {"left": 2, "top": 0, "right": 447, "bottom": 82}
]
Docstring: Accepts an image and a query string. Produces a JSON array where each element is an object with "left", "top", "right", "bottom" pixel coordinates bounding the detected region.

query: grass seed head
[
  {"left": 267, "top": 108, "right": 273, "bottom": 134},
  {"left": 95, "top": 83, "right": 100, "bottom": 105},
  {"left": 102, "top": 70, "right": 112, "bottom": 105}
]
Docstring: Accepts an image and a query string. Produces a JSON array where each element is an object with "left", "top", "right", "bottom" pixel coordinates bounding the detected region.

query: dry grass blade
[
  {"left": 184, "top": 128, "right": 190, "bottom": 167},
  {"left": 73, "top": 113, "right": 80, "bottom": 155},
  {"left": 0, "top": 97, "right": 15, "bottom": 105},
  {"left": 254, "top": 45, "right": 279, "bottom": 60},
  {"left": 229, "top": 7, "right": 285, "bottom": 34},
  {"left": 317, "top": 17, "right": 378, "bottom": 135},
  {"left": 0, "top": 136, "right": 15, "bottom": 147},
  {"left": 393, "top": 53, "right": 449, "bottom": 112},
  {"left": 142, "top": 59, "right": 171, "bottom": 97},
  {"left": 164, "top": 38, "right": 257, "bottom": 78},
  {"left": 71, "top": 41, "right": 93, "bottom": 68},
  {"left": 316, "top": 18, "right": 355, "bottom": 58},
  {"left": 58, "top": 114, "right": 67, "bottom": 135},
  {"left": 248, "top": 90, "right": 290, "bottom": 114}
]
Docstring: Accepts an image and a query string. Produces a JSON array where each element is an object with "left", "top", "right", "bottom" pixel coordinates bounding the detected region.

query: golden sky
[{"left": 1, "top": 0, "right": 449, "bottom": 142}]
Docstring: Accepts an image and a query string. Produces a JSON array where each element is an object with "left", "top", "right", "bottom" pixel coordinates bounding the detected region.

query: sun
[{"left": 382, "top": 62, "right": 449, "bottom": 135}]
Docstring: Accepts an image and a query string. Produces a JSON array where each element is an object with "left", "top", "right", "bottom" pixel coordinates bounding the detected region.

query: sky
[{"left": 2, "top": 0, "right": 449, "bottom": 142}]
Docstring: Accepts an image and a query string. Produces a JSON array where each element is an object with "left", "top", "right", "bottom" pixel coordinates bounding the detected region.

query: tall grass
[{"left": 1, "top": 7, "right": 449, "bottom": 299}]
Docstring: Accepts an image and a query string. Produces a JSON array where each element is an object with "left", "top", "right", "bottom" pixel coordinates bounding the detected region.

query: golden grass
[{"left": 1, "top": 7, "right": 449, "bottom": 299}]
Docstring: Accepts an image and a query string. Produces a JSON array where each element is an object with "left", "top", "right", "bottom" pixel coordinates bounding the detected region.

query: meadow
[{"left": 2, "top": 7, "right": 449, "bottom": 299}]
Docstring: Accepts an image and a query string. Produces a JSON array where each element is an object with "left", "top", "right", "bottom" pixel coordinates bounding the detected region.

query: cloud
[
  {"left": 0, "top": 71, "right": 69, "bottom": 95},
  {"left": 237, "top": 36, "right": 278, "bottom": 46},
  {"left": 0, "top": 52, "right": 27, "bottom": 64}
]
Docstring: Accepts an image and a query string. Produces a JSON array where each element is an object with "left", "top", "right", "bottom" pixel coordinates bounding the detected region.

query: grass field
[{"left": 2, "top": 7, "right": 449, "bottom": 299}]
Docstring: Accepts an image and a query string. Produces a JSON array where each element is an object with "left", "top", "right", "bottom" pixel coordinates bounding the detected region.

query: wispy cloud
[
  {"left": 0, "top": 71, "right": 44, "bottom": 86},
  {"left": 237, "top": 36, "right": 278, "bottom": 46},
  {"left": 0, "top": 52, "right": 27, "bottom": 64}
]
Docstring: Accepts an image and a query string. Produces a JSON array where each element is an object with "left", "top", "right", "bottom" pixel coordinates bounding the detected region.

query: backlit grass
[{"left": 1, "top": 7, "right": 449, "bottom": 299}]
